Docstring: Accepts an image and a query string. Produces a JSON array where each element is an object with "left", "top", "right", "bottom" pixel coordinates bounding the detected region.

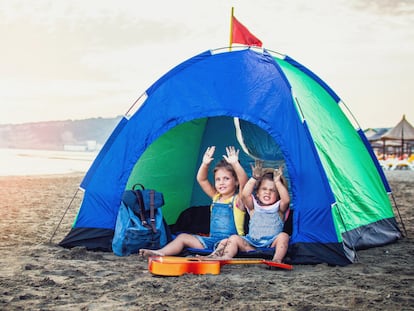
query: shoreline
[
  {"left": 0, "top": 172, "right": 86, "bottom": 180},
  {"left": 0, "top": 172, "right": 85, "bottom": 178},
  {"left": 1, "top": 168, "right": 412, "bottom": 180}
]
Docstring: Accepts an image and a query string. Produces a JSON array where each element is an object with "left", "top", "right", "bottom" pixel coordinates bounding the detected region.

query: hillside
[
  {"left": 0, "top": 116, "right": 392, "bottom": 153},
  {"left": 0, "top": 116, "right": 122, "bottom": 151}
]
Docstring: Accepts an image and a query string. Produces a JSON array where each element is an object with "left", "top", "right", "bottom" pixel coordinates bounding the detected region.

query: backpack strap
[
  {"left": 132, "top": 183, "right": 145, "bottom": 190},
  {"left": 134, "top": 190, "right": 153, "bottom": 231},
  {"left": 149, "top": 190, "right": 157, "bottom": 233}
]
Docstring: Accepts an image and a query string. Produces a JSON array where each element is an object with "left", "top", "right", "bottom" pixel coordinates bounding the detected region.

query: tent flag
[{"left": 230, "top": 8, "right": 262, "bottom": 47}]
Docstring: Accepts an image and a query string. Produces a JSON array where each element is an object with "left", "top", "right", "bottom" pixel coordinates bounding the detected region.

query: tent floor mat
[{"left": 183, "top": 247, "right": 275, "bottom": 260}]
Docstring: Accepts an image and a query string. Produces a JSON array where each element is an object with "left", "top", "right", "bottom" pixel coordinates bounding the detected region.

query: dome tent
[{"left": 59, "top": 47, "right": 401, "bottom": 266}]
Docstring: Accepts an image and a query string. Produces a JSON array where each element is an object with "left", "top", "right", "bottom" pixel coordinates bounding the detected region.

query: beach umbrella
[{"left": 380, "top": 115, "right": 414, "bottom": 156}]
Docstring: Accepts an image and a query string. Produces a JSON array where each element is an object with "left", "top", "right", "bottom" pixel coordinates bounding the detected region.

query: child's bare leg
[
  {"left": 196, "top": 239, "right": 229, "bottom": 259},
  {"left": 271, "top": 232, "right": 289, "bottom": 263},
  {"left": 211, "top": 235, "right": 253, "bottom": 260},
  {"left": 139, "top": 233, "right": 203, "bottom": 258}
]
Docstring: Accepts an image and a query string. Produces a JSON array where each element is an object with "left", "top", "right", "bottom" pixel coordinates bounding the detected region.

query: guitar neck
[{"left": 220, "top": 258, "right": 265, "bottom": 265}]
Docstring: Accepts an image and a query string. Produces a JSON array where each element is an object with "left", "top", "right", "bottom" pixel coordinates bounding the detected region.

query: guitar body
[
  {"left": 148, "top": 256, "right": 293, "bottom": 276},
  {"left": 148, "top": 256, "right": 220, "bottom": 276}
]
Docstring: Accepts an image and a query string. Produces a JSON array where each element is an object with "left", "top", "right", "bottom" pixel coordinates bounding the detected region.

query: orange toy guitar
[{"left": 148, "top": 256, "right": 293, "bottom": 276}]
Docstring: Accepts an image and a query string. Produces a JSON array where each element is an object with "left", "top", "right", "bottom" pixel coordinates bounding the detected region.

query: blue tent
[{"left": 60, "top": 47, "right": 401, "bottom": 266}]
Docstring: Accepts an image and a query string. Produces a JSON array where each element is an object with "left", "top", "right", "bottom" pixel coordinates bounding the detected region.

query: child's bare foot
[{"left": 139, "top": 249, "right": 164, "bottom": 258}]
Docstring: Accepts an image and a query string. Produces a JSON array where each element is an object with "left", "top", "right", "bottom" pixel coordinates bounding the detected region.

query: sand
[{"left": 0, "top": 171, "right": 413, "bottom": 310}]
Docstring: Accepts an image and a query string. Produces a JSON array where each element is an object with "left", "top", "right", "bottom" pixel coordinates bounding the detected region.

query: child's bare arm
[
  {"left": 223, "top": 146, "right": 248, "bottom": 191},
  {"left": 274, "top": 165, "right": 290, "bottom": 213},
  {"left": 197, "top": 146, "right": 216, "bottom": 198},
  {"left": 241, "top": 178, "right": 255, "bottom": 211},
  {"left": 241, "top": 160, "right": 263, "bottom": 211}
]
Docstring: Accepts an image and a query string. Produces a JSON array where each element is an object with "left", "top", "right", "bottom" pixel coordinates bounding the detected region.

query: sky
[{"left": 1, "top": 0, "right": 413, "bottom": 129}]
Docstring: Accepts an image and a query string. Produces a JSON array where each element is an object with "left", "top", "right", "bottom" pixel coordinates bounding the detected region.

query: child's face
[
  {"left": 214, "top": 168, "right": 238, "bottom": 197},
  {"left": 257, "top": 179, "right": 278, "bottom": 206}
]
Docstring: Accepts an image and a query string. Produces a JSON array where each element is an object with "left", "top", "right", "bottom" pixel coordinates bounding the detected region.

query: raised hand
[
  {"left": 273, "top": 164, "right": 284, "bottom": 183},
  {"left": 202, "top": 146, "right": 216, "bottom": 165},
  {"left": 223, "top": 146, "right": 239, "bottom": 165},
  {"left": 251, "top": 159, "right": 264, "bottom": 179}
]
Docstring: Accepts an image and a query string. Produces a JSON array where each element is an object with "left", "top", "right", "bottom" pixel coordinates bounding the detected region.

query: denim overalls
[
  {"left": 242, "top": 195, "right": 284, "bottom": 248},
  {"left": 195, "top": 195, "right": 238, "bottom": 250}
]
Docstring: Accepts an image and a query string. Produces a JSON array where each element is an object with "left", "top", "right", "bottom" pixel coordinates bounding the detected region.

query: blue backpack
[{"left": 112, "top": 184, "right": 170, "bottom": 256}]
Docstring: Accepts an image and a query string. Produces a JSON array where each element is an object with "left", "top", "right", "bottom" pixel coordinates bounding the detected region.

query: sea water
[{"left": 0, "top": 148, "right": 98, "bottom": 176}]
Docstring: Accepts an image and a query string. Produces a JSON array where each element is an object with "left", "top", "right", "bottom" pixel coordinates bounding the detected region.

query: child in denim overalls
[
  {"left": 202, "top": 160, "right": 290, "bottom": 263},
  {"left": 139, "top": 146, "right": 247, "bottom": 257}
]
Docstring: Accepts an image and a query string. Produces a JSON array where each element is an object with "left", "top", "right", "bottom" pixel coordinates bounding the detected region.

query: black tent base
[
  {"left": 59, "top": 227, "right": 114, "bottom": 252},
  {"left": 344, "top": 217, "right": 402, "bottom": 251},
  {"left": 59, "top": 227, "right": 352, "bottom": 266},
  {"left": 289, "top": 242, "right": 353, "bottom": 266},
  {"left": 58, "top": 217, "right": 401, "bottom": 267}
]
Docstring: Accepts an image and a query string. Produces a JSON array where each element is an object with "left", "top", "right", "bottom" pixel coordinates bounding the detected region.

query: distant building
[{"left": 64, "top": 140, "right": 99, "bottom": 152}]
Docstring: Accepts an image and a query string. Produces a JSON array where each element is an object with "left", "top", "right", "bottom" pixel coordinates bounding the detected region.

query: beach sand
[{"left": 0, "top": 171, "right": 413, "bottom": 310}]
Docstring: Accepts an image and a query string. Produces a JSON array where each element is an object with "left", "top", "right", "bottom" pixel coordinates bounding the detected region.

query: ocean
[{"left": 0, "top": 148, "right": 98, "bottom": 176}]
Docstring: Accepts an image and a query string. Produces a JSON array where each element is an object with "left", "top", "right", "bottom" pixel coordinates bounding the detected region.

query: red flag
[{"left": 231, "top": 16, "right": 262, "bottom": 47}]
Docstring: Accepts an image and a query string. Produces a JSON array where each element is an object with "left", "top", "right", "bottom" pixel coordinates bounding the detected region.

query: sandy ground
[{"left": 0, "top": 171, "right": 413, "bottom": 310}]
